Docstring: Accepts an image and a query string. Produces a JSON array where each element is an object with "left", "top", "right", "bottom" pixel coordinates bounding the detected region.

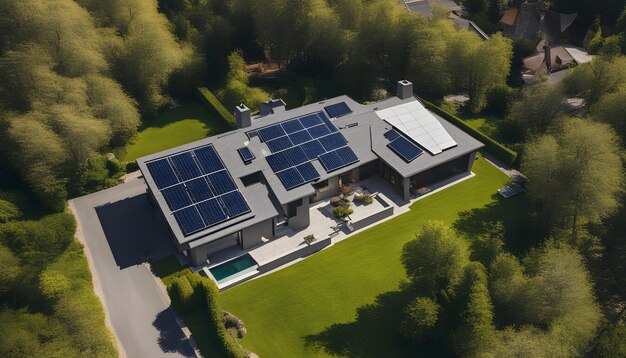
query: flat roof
[{"left": 137, "top": 94, "right": 483, "bottom": 247}]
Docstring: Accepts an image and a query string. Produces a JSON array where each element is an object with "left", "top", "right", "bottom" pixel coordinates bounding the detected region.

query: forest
[{"left": 0, "top": 0, "right": 625, "bottom": 356}]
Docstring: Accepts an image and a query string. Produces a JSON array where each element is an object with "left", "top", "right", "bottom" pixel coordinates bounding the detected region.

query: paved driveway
[{"left": 71, "top": 178, "right": 194, "bottom": 358}]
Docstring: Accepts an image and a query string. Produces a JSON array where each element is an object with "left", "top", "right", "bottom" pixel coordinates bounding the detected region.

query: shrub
[
  {"left": 330, "top": 196, "right": 341, "bottom": 207},
  {"left": 400, "top": 296, "right": 439, "bottom": 342},
  {"left": 340, "top": 184, "right": 354, "bottom": 196},
  {"left": 0, "top": 199, "right": 21, "bottom": 223},
  {"left": 354, "top": 194, "right": 373, "bottom": 205},
  {"left": 304, "top": 234, "right": 315, "bottom": 244},
  {"left": 125, "top": 161, "right": 139, "bottom": 173},
  {"left": 421, "top": 99, "right": 517, "bottom": 165},
  {"left": 334, "top": 204, "right": 353, "bottom": 219},
  {"left": 168, "top": 276, "right": 195, "bottom": 313},
  {"left": 197, "top": 279, "right": 248, "bottom": 358},
  {"left": 486, "top": 85, "right": 514, "bottom": 117},
  {"left": 196, "top": 87, "right": 236, "bottom": 127},
  {"left": 106, "top": 157, "right": 125, "bottom": 175}
]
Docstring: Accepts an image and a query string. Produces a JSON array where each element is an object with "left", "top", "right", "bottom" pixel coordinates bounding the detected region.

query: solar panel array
[
  {"left": 324, "top": 102, "right": 352, "bottom": 118},
  {"left": 385, "top": 129, "right": 424, "bottom": 163},
  {"left": 253, "top": 111, "right": 359, "bottom": 190},
  {"left": 376, "top": 101, "right": 457, "bottom": 155},
  {"left": 145, "top": 145, "right": 251, "bottom": 236}
]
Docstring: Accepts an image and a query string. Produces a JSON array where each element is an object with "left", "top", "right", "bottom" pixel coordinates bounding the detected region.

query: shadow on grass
[
  {"left": 153, "top": 308, "right": 196, "bottom": 357},
  {"left": 453, "top": 193, "right": 545, "bottom": 255},
  {"left": 304, "top": 289, "right": 451, "bottom": 358}
]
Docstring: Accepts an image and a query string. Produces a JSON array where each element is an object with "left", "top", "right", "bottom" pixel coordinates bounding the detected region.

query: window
[{"left": 313, "top": 180, "right": 329, "bottom": 190}]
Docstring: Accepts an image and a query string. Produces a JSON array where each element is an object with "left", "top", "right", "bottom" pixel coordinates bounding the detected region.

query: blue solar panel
[
  {"left": 299, "top": 140, "right": 326, "bottom": 160},
  {"left": 276, "top": 168, "right": 305, "bottom": 190},
  {"left": 207, "top": 170, "right": 237, "bottom": 195},
  {"left": 288, "top": 130, "right": 313, "bottom": 145},
  {"left": 387, "top": 136, "right": 424, "bottom": 163},
  {"left": 186, "top": 177, "right": 213, "bottom": 203},
  {"left": 319, "top": 112, "right": 339, "bottom": 133},
  {"left": 258, "top": 125, "right": 285, "bottom": 142},
  {"left": 324, "top": 102, "right": 352, "bottom": 118},
  {"left": 308, "top": 124, "right": 332, "bottom": 138},
  {"left": 299, "top": 114, "right": 323, "bottom": 128},
  {"left": 384, "top": 129, "right": 401, "bottom": 141},
  {"left": 296, "top": 162, "right": 320, "bottom": 182},
  {"left": 194, "top": 146, "right": 224, "bottom": 174},
  {"left": 146, "top": 159, "right": 178, "bottom": 189},
  {"left": 196, "top": 199, "right": 227, "bottom": 227},
  {"left": 173, "top": 206, "right": 205, "bottom": 236},
  {"left": 318, "top": 151, "right": 344, "bottom": 172},
  {"left": 220, "top": 191, "right": 251, "bottom": 217},
  {"left": 283, "top": 146, "right": 308, "bottom": 167},
  {"left": 162, "top": 184, "right": 192, "bottom": 211},
  {"left": 318, "top": 132, "right": 348, "bottom": 151},
  {"left": 237, "top": 147, "right": 255, "bottom": 163},
  {"left": 281, "top": 119, "right": 304, "bottom": 133},
  {"left": 266, "top": 136, "right": 293, "bottom": 152},
  {"left": 170, "top": 152, "right": 201, "bottom": 181},
  {"left": 335, "top": 146, "right": 359, "bottom": 165},
  {"left": 266, "top": 152, "right": 291, "bottom": 172}
]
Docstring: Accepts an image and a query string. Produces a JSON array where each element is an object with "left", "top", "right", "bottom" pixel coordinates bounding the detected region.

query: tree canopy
[{"left": 522, "top": 118, "right": 624, "bottom": 238}]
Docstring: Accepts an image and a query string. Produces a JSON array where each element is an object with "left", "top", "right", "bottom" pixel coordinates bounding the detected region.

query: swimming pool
[{"left": 209, "top": 254, "right": 258, "bottom": 282}]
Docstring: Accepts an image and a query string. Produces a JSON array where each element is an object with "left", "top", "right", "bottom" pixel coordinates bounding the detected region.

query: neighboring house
[
  {"left": 404, "top": 0, "right": 488, "bottom": 40},
  {"left": 404, "top": 0, "right": 461, "bottom": 18},
  {"left": 521, "top": 42, "right": 593, "bottom": 84},
  {"left": 137, "top": 81, "right": 483, "bottom": 266},
  {"left": 449, "top": 12, "right": 489, "bottom": 40},
  {"left": 499, "top": 1, "right": 578, "bottom": 45}
]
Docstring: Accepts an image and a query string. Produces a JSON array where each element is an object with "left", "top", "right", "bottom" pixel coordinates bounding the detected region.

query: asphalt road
[{"left": 71, "top": 178, "right": 195, "bottom": 358}]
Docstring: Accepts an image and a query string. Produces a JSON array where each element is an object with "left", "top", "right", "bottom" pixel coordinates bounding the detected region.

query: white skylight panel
[{"left": 376, "top": 101, "right": 457, "bottom": 155}]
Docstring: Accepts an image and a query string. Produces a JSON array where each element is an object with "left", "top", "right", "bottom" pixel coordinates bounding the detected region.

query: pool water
[{"left": 209, "top": 254, "right": 257, "bottom": 282}]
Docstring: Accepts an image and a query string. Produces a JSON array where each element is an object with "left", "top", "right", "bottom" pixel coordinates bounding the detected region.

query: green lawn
[
  {"left": 124, "top": 102, "right": 230, "bottom": 162},
  {"left": 220, "top": 157, "right": 522, "bottom": 357}
]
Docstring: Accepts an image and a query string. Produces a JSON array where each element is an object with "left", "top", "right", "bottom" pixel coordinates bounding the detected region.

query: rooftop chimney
[
  {"left": 396, "top": 80, "right": 413, "bottom": 100},
  {"left": 259, "top": 98, "right": 286, "bottom": 116},
  {"left": 235, "top": 103, "right": 251, "bottom": 129},
  {"left": 543, "top": 43, "right": 552, "bottom": 71}
]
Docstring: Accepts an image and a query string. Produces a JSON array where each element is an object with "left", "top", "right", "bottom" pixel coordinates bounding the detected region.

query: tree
[
  {"left": 400, "top": 296, "right": 440, "bottom": 342},
  {"left": 0, "top": 243, "right": 21, "bottom": 295},
  {"left": 507, "top": 82, "right": 565, "bottom": 137},
  {"left": 0, "top": 199, "right": 21, "bottom": 223},
  {"left": 450, "top": 32, "right": 513, "bottom": 113},
  {"left": 563, "top": 57, "right": 626, "bottom": 106},
  {"left": 522, "top": 118, "right": 624, "bottom": 238},
  {"left": 591, "top": 85, "right": 626, "bottom": 142},
  {"left": 454, "top": 262, "right": 496, "bottom": 357},
  {"left": 462, "top": 0, "right": 489, "bottom": 15},
  {"left": 471, "top": 221, "right": 505, "bottom": 265},
  {"left": 596, "top": 322, "right": 626, "bottom": 358},
  {"left": 488, "top": 253, "right": 526, "bottom": 324},
  {"left": 401, "top": 220, "right": 470, "bottom": 298},
  {"left": 217, "top": 50, "right": 270, "bottom": 111}
]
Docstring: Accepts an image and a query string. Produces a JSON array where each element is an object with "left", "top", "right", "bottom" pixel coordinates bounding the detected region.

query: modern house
[{"left": 137, "top": 81, "right": 483, "bottom": 266}]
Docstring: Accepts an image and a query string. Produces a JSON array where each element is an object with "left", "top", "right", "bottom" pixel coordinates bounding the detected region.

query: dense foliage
[
  {"left": 0, "top": 212, "right": 117, "bottom": 357},
  {"left": 0, "top": 0, "right": 184, "bottom": 209},
  {"left": 400, "top": 221, "right": 601, "bottom": 357}
]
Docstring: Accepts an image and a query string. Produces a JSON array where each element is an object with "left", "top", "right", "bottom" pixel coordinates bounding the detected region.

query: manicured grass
[
  {"left": 124, "top": 102, "right": 230, "bottom": 162},
  {"left": 219, "top": 157, "right": 517, "bottom": 357}
]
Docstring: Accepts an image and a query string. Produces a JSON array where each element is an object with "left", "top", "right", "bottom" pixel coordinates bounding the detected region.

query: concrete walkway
[{"left": 70, "top": 178, "right": 195, "bottom": 358}]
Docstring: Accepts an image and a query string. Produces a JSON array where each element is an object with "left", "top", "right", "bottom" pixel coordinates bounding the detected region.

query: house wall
[
  {"left": 241, "top": 219, "right": 273, "bottom": 249},
  {"left": 287, "top": 196, "right": 311, "bottom": 230},
  {"left": 409, "top": 152, "right": 473, "bottom": 192}
]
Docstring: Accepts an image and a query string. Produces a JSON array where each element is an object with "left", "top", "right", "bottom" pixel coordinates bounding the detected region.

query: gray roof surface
[{"left": 137, "top": 94, "right": 483, "bottom": 247}]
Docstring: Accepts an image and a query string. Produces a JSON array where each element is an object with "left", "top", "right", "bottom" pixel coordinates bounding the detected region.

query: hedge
[
  {"left": 168, "top": 276, "right": 195, "bottom": 313},
  {"left": 420, "top": 99, "right": 518, "bottom": 166},
  {"left": 197, "top": 278, "right": 247, "bottom": 358},
  {"left": 196, "top": 87, "right": 236, "bottom": 128}
]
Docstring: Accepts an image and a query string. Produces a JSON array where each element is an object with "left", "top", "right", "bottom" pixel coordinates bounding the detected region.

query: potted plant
[{"left": 330, "top": 196, "right": 341, "bottom": 207}]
